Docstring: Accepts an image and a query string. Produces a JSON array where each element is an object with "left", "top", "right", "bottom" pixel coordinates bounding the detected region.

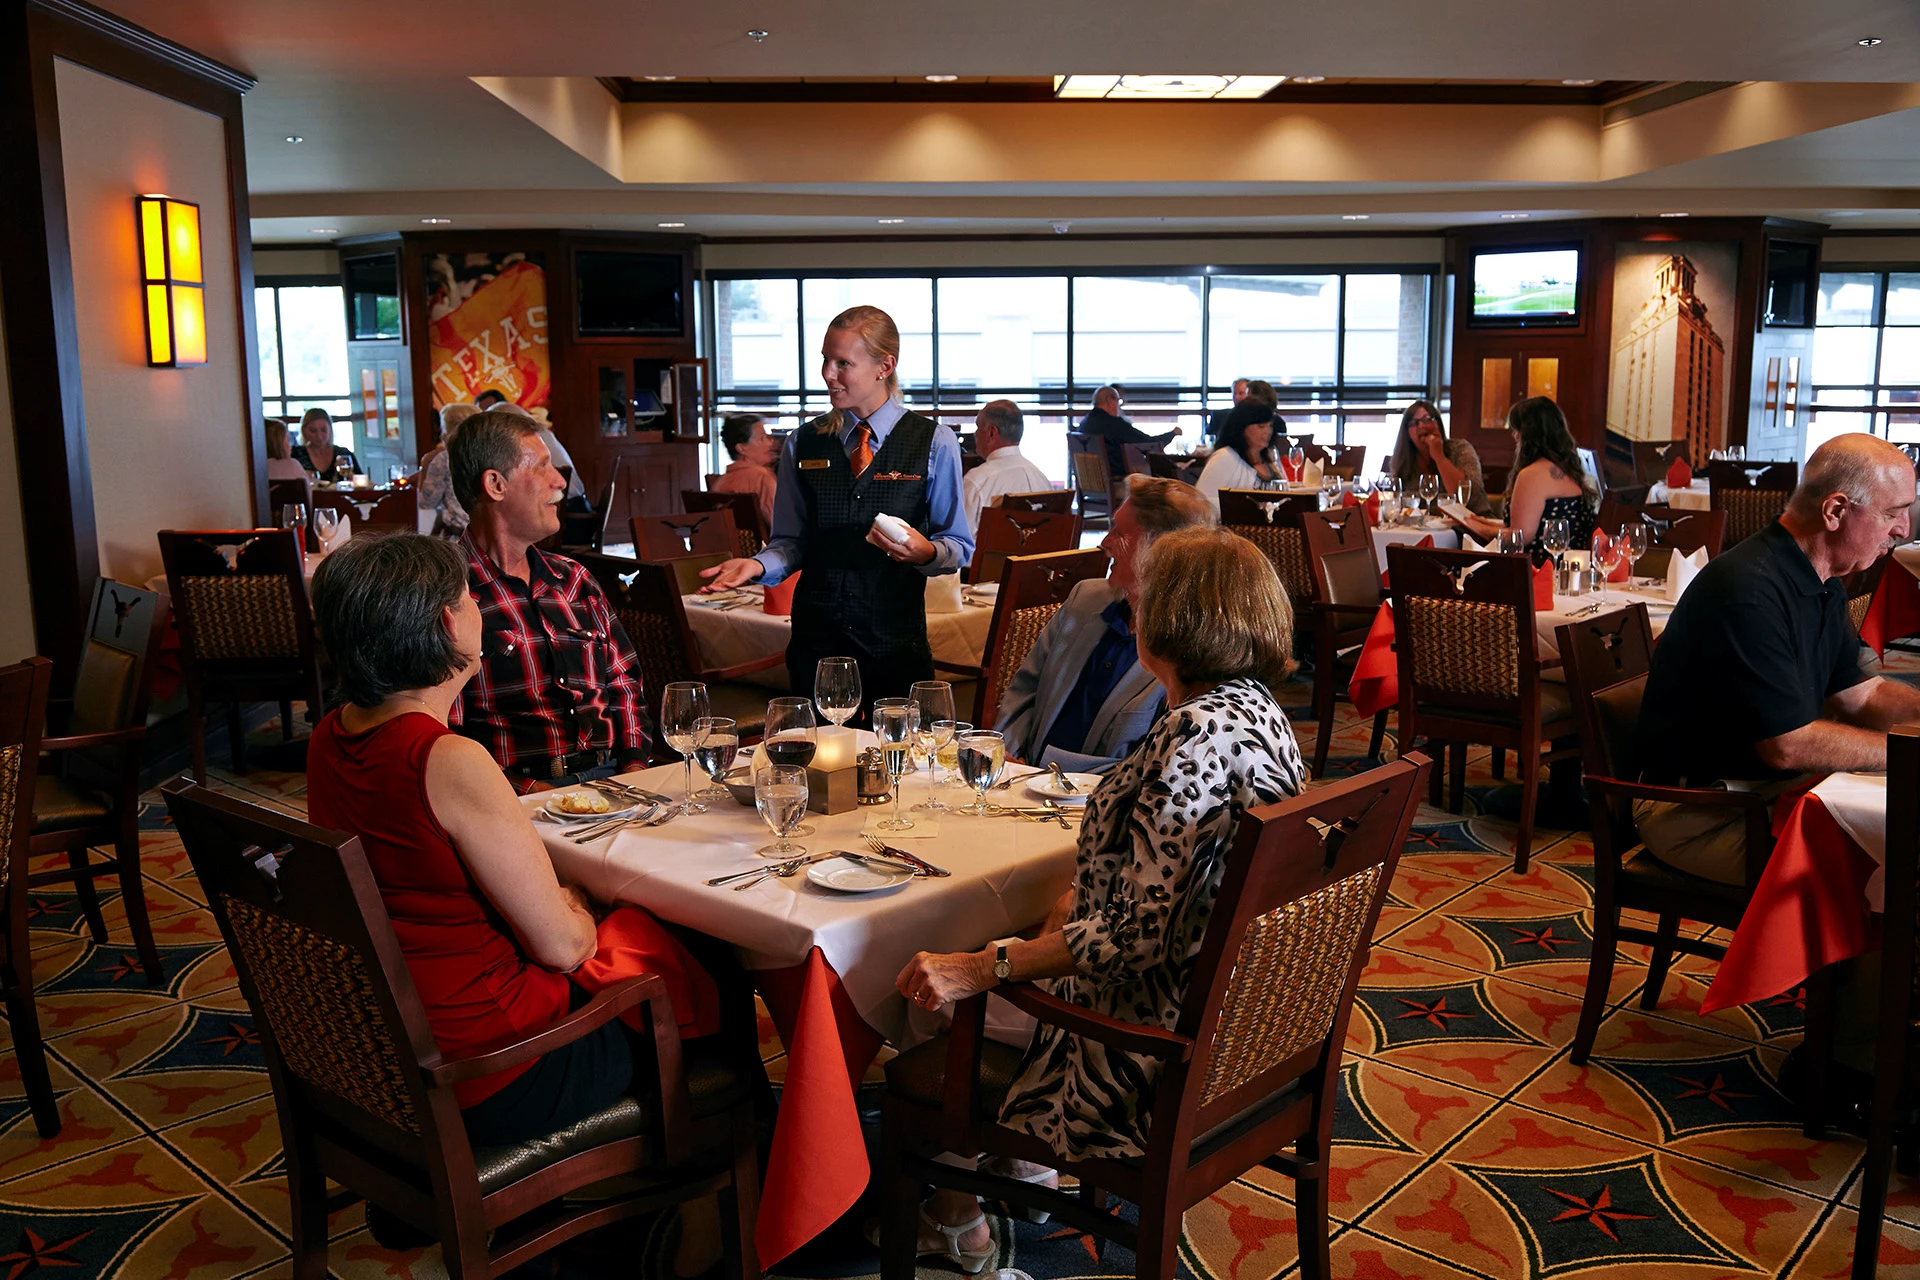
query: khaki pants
[{"left": 1632, "top": 776, "right": 1804, "bottom": 886}]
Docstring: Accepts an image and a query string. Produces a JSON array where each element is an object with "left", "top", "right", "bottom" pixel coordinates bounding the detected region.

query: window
[
  {"left": 1809, "top": 270, "right": 1920, "bottom": 456},
  {"left": 256, "top": 281, "right": 353, "bottom": 445},
  {"left": 706, "top": 266, "right": 1438, "bottom": 482}
]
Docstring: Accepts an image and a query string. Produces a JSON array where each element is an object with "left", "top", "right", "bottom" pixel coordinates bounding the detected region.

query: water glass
[
  {"left": 872, "top": 698, "right": 919, "bottom": 832},
  {"left": 1497, "top": 527, "right": 1527, "bottom": 555},
  {"left": 814, "top": 657, "right": 862, "bottom": 728},
  {"left": 1541, "top": 518, "right": 1571, "bottom": 570},
  {"left": 761, "top": 697, "right": 817, "bottom": 835},
  {"left": 1287, "top": 444, "right": 1306, "bottom": 480},
  {"left": 1621, "top": 522, "right": 1649, "bottom": 577},
  {"left": 692, "top": 716, "right": 738, "bottom": 801},
  {"left": 660, "top": 682, "right": 711, "bottom": 811},
  {"left": 1593, "top": 537, "right": 1627, "bottom": 606},
  {"left": 388, "top": 464, "right": 406, "bottom": 487},
  {"left": 909, "top": 681, "right": 956, "bottom": 811},
  {"left": 754, "top": 765, "right": 809, "bottom": 859},
  {"left": 312, "top": 508, "right": 340, "bottom": 545},
  {"left": 1418, "top": 474, "right": 1440, "bottom": 504},
  {"left": 955, "top": 730, "right": 1007, "bottom": 816}
]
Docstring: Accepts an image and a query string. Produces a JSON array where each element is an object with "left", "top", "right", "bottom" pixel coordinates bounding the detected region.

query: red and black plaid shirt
[{"left": 451, "top": 534, "right": 651, "bottom": 785}]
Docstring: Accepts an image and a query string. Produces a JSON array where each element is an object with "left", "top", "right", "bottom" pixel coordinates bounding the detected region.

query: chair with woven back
[
  {"left": 682, "top": 490, "right": 769, "bottom": 557},
  {"left": 1553, "top": 603, "right": 1776, "bottom": 1065},
  {"left": 1597, "top": 498, "right": 1727, "bottom": 562},
  {"left": 158, "top": 528, "right": 326, "bottom": 783},
  {"left": 1708, "top": 460, "right": 1798, "bottom": 547},
  {"left": 1845, "top": 555, "right": 1889, "bottom": 637},
  {"left": 29, "top": 578, "right": 170, "bottom": 986},
  {"left": 313, "top": 487, "right": 419, "bottom": 536},
  {"left": 996, "top": 490, "right": 1073, "bottom": 515},
  {"left": 577, "top": 552, "right": 781, "bottom": 749},
  {"left": 161, "top": 778, "right": 761, "bottom": 1280},
  {"left": 1066, "top": 432, "right": 1115, "bottom": 528},
  {"left": 878, "top": 753, "right": 1429, "bottom": 1280},
  {"left": 1, "top": 657, "right": 59, "bottom": 1138},
  {"left": 1386, "top": 545, "right": 1580, "bottom": 872},
  {"left": 1217, "top": 491, "right": 1320, "bottom": 620},
  {"left": 632, "top": 510, "right": 740, "bottom": 562},
  {"left": 970, "top": 548, "right": 1110, "bottom": 730},
  {"left": 1300, "top": 509, "right": 1389, "bottom": 778},
  {"left": 969, "top": 508, "right": 1082, "bottom": 585}
]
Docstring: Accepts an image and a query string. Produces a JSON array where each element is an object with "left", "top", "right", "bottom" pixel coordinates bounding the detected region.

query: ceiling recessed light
[
  {"left": 1828, "top": 211, "right": 1864, "bottom": 217},
  {"left": 1658, "top": 211, "right": 1690, "bottom": 218},
  {"left": 420, "top": 217, "right": 452, "bottom": 225},
  {"left": 746, "top": 29, "right": 768, "bottom": 41},
  {"left": 877, "top": 218, "right": 906, "bottom": 224},
  {"left": 657, "top": 221, "right": 686, "bottom": 228},
  {"left": 925, "top": 75, "right": 958, "bottom": 82},
  {"left": 1859, "top": 36, "right": 1883, "bottom": 46},
  {"left": 1342, "top": 214, "right": 1370, "bottom": 221},
  {"left": 1053, "top": 74, "right": 1285, "bottom": 99},
  {"left": 309, "top": 228, "right": 338, "bottom": 234},
  {"left": 1500, "top": 213, "right": 1530, "bottom": 219},
  {"left": 284, "top": 135, "right": 303, "bottom": 143},
  {"left": 1293, "top": 75, "right": 1325, "bottom": 84},
  {"left": 1561, "top": 79, "right": 1597, "bottom": 86},
  {"left": 642, "top": 75, "right": 677, "bottom": 81}
]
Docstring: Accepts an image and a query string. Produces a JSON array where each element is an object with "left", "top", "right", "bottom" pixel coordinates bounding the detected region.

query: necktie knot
[{"left": 848, "top": 419, "right": 874, "bottom": 477}]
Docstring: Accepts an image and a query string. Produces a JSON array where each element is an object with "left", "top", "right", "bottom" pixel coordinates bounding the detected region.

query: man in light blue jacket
[{"left": 996, "top": 475, "right": 1218, "bottom": 772}]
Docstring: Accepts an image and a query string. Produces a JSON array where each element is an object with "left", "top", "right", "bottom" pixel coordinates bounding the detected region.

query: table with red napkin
[
  {"left": 1665, "top": 454, "right": 1693, "bottom": 491},
  {"left": 1341, "top": 489, "right": 1382, "bottom": 526},
  {"left": 1348, "top": 558, "right": 1555, "bottom": 718},
  {"left": 1858, "top": 547, "right": 1920, "bottom": 655},
  {"left": 1591, "top": 530, "right": 1633, "bottom": 583}
]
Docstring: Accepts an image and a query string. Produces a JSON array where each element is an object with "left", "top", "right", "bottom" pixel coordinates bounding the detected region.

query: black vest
[{"left": 790, "top": 412, "right": 937, "bottom": 657}]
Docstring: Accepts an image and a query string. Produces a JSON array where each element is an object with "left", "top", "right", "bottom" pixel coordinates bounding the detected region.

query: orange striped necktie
[{"left": 847, "top": 418, "right": 874, "bottom": 477}]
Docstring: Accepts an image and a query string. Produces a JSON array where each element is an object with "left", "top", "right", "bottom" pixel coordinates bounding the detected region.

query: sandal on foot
[
  {"left": 917, "top": 1206, "right": 995, "bottom": 1274},
  {"left": 983, "top": 1159, "right": 1060, "bottom": 1224}
]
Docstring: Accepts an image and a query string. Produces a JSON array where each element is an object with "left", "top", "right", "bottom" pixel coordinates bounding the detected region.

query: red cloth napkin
[
  {"left": 1592, "top": 530, "right": 1632, "bottom": 582},
  {"left": 1341, "top": 490, "right": 1360, "bottom": 509},
  {"left": 1363, "top": 491, "right": 1381, "bottom": 527},
  {"left": 1378, "top": 535, "right": 1434, "bottom": 590},
  {"left": 1280, "top": 456, "right": 1302, "bottom": 482},
  {"left": 1665, "top": 455, "right": 1692, "bottom": 490},
  {"left": 573, "top": 906, "right": 722, "bottom": 1039},
  {"left": 763, "top": 570, "right": 801, "bottom": 615},
  {"left": 1532, "top": 560, "right": 1555, "bottom": 611}
]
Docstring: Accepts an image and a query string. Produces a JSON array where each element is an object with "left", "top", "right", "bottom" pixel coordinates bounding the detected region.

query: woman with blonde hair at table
[{"left": 887, "top": 525, "right": 1306, "bottom": 1270}]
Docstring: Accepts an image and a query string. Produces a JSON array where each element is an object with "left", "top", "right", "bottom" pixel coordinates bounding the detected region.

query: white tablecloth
[
  {"left": 1894, "top": 543, "right": 1920, "bottom": 581},
  {"left": 532, "top": 751, "right": 1078, "bottom": 1045},
  {"left": 1648, "top": 481, "right": 1712, "bottom": 511},
  {"left": 1812, "top": 771, "right": 1887, "bottom": 910},
  {"left": 1534, "top": 582, "right": 1674, "bottom": 662},
  {"left": 682, "top": 591, "right": 996, "bottom": 689},
  {"left": 1370, "top": 524, "right": 1462, "bottom": 572}
]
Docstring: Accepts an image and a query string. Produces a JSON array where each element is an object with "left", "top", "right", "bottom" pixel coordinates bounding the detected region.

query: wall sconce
[{"left": 136, "top": 194, "right": 206, "bottom": 367}]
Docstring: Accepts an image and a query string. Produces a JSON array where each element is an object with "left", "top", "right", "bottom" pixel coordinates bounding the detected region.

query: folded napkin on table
[
  {"left": 1462, "top": 532, "right": 1492, "bottom": 553},
  {"left": 925, "top": 572, "right": 964, "bottom": 614},
  {"left": 317, "top": 521, "right": 351, "bottom": 556},
  {"left": 1665, "top": 546, "right": 1707, "bottom": 602},
  {"left": 1533, "top": 559, "right": 1555, "bottom": 611},
  {"left": 1665, "top": 455, "right": 1693, "bottom": 490},
  {"left": 763, "top": 570, "right": 800, "bottom": 616},
  {"left": 1302, "top": 459, "right": 1324, "bottom": 487}
]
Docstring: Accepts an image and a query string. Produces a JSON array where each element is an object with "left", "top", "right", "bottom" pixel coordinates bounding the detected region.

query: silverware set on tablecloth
[{"left": 704, "top": 840, "right": 943, "bottom": 891}]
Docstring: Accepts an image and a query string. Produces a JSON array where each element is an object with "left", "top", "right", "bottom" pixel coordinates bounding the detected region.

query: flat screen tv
[
  {"left": 576, "top": 250, "right": 684, "bottom": 337},
  {"left": 1469, "top": 245, "right": 1582, "bottom": 327}
]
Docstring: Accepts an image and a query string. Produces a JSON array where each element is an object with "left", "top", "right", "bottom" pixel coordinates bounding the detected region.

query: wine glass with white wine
[
  {"left": 909, "top": 681, "right": 955, "bottom": 812},
  {"left": 872, "top": 699, "right": 919, "bottom": 832}
]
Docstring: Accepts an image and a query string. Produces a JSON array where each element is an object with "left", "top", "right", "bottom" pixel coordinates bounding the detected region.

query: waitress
[{"left": 700, "top": 305, "right": 973, "bottom": 706}]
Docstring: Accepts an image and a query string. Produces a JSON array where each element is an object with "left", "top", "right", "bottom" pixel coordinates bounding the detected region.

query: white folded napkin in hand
[
  {"left": 1665, "top": 546, "right": 1707, "bottom": 602},
  {"left": 924, "top": 573, "right": 964, "bottom": 614},
  {"left": 871, "top": 513, "right": 914, "bottom": 547}
]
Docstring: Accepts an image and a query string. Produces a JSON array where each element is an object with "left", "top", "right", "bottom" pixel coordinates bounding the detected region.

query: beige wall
[
  {"left": 253, "top": 247, "right": 340, "bottom": 277},
  {"left": 1822, "top": 236, "right": 1920, "bottom": 265},
  {"left": 702, "top": 235, "right": 1445, "bottom": 274},
  {"left": 56, "top": 58, "right": 254, "bottom": 587},
  {"left": 0, "top": 262, "right": 35, "bottom": 664}
]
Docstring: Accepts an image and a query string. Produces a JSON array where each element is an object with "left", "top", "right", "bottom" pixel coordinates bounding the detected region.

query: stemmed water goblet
[
  {"left": 954, "top": 730, "right": 1007, "bottom": 816},
  {"left": 1621, "top": 521, "right": 1649, "bottom": 583},
  {"left": 754, "top": 765, "right": 809, "bottom": 859},
  {"left": 692, "top": 717, "right": 738, "bottom": 803},
  {"left": 909, "top": 681, "right": 956, "bottom": 812},
  {"left": 659, "top": 682, "right": 711, "bottom": 811},
  {"left": 761, "top": 697, "right": 817, "bottom": 835},
  {"left": 1287, "top": 443, "right": 1306, "bottom": 482},
  {"left": 1541, "top": 518, "right": 1571, "bottom": 579},
  {"left": 814, "top": 657, "right": 862, "bottom": 730},
  {"left": 872, "top": 699, "right": 919, "bottom": 832}
]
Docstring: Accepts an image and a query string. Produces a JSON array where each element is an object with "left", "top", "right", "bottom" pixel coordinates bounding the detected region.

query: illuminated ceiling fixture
[
  {"left": 1658, "top": 211, "right": 1690, "bottom": 218},
  {"left": 1292, "top": 75, "right": 1325, "bottom": 84},
  {"left": 310, "top": 227, "right": 339, "bottom": 234},
  {"left": 657, "top": 221, "right": 686, "bottom": 227},
  {"left": 746, "top": 29, "right": 768, "bottom": 41},
  {"left": 877, "top": 218, "right": 906, "bottom": 224},
  {"left": 925, "top": 75, "right": 958, "bottom": 82},
  {"left": 642, "top": 75, "right": 677, "bottom": 81},
  {"left": 1858, "top": 36, "right": 1883, "bottom": 46},
  {"left": 136, "top": 195, "right": 206, "bottom": 368},
  {"left": 1052, "top": 74, "right": 1287, "bottom": 100},
  {"left": 1500, "top": 213, "right": 1530, "bottom": 219},
  {"left": 420, "top": 217, "right": 452, "bottom": 224},
  {"left": 1342, "top": 214, "right": 1370, "bottom": 220},
  {"left": 1561, "top": 79, "right": 1597, "bottom": 86},
  {"left": 284, "top": 135, "right": 303, "bottom": 143}
]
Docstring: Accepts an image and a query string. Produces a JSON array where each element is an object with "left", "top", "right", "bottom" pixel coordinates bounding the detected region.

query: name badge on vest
[
  {"left": 798, "top": 459, "right": 832, "bottom": 470},
  {"left": 870, "top": 470, "right": 922, "bottom": 481}
]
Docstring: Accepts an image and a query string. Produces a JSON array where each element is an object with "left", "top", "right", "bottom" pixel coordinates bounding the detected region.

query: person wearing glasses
[{"left": 1384, "top": 399, "right": 1492, "bottom": 517}]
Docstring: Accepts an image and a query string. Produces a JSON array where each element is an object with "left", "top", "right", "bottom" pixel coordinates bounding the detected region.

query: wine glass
[
  {"left": 388, "top": 464, "right": 406, "bottom": 488},
  {"left": 1621, "top": 521, "right": 1649, "bottom": 582},
  {"left": 1287, "top": 444, "right": 1306, "bottom": 482},
  {"left": 1541, "top": 518, "right": 1571, "bottom": 573},
  {"left": 754, "top": 765, "right": 809, "bottom": 859},
  {"left": 692, "top": 716, "right": 738, "bottom": 802},
  {"left": 872, "top": 699, "right": 919, "bottom": 832},
  {"left": 935, "top": 722, "right": 970, "bottom": 797},
  {"left": 814, "top": 656, "right": 862, "bottom": 729},
  {"left": 955, "top": 730, "right": 1006, "bottom": 816},
  {"left": 909, "top": 681, "right": 956, "bottom": 812},
  {"left": 334, "top": 455, "right": 353, "bottom": 486},
  {"left": 311, "top": 508, "right": 340, "bottom": 547},
  {"left": 659, "top": 682, "right": 711, "bottom": 811},
  {"left": 761, "top": 697, "right": 817, "bottom": 835},
  {"left": 1418, "top": 474, "right": 1440, "bottom": 505},
  {"left": 1593, "top": 535, "right": 1627, "bottom": 607},
  {"left": 1321, "top": 472, "right": 1341, "bottom": 508},
  {"left": 278, "top": 503, "right": 308, "bottom": 532}
]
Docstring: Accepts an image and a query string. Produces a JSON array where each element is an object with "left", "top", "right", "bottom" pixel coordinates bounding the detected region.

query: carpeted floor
[{"left": 6, "top": 662, "right": 1920, "bottom": 1279}]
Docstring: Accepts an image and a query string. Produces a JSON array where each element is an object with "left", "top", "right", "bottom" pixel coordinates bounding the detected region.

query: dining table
[
  {"left": 531, "top": 746, "right": 1080, "bottom": 1267},
  {"left": 1647, "top": 479, "right": 1713, "bottom": 511},
  {"left": 681, "top": 584, "right": 999, "bottom": 689},
  {"left": 1856, "top": 542, "right": 1920, "bottom": 655}
]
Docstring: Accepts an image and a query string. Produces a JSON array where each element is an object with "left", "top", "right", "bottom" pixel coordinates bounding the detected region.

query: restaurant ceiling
[{"left": 89, "top": 0, "right": 1920, "bottom": 241}]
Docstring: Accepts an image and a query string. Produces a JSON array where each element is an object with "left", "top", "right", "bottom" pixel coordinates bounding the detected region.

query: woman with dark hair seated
[
  {"left": 1453, "top": 395, "right": 1598, "bottom": 563},
  {"left": 1194, "top": 400, "right": 1283, "bottom": 512},
  {"left": 1385, "top": 399, "right": 1492, "bottom": 517},
  {"left": 711, "top": 413, "right": 780, "bottom": 527},
  {"left": 306, "top": 534, "right": 726, "bottom": 1270},
  {"left": 889, "top": 526, "right": 1307, "bottom": 1269}
]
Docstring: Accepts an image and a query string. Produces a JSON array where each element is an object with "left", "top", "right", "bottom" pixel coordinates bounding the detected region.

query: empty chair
[
  {"left": 158, "top": 528, "right": 326, "bottom": 782},
  {"left": 312, "top": 487, "right": 419, "bottom": 536},
  {"left": 1066, "top": 431, "right": 1118, "bottom": 528},
  {"left": 995, "top": 490, "right": 1073, "bottom": 515},
  {"left": 0, "top": 658, "right": 58, "bottom": 1137},
  {"left": 970, "top": 547, "right": 1110, "bottom": 729},
  {"left": 1217, "top": 490, "right": 1320, "bottom": 616},
  {"left": 968, "top": 508, "right": 1081, "bottom": 585},
  {"left": 683, "top": 490, "right": 769, "bottom": 556},
  {"left": 1708, "top": 460, "right": 1798, "bottom": 547},
  {"left": 1331, "top": 444, "right": 1365, "bottom": 474},
  {"left": 1597, "top": 499, "right": 1727, "bottom": 561},
  {"left": 1300, "top": 509, "right": 1389, "bottom": 777},
  {"left": 560, "top": 456, "right": 621, "bottom": 551},
  {"left": 633, "top": 510, "right": 740, "bottom": 561}
]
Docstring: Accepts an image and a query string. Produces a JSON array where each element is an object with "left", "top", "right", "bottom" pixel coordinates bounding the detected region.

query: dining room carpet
[{"left": 6, "top": 658, "right": 1920, "bottom": 1279}]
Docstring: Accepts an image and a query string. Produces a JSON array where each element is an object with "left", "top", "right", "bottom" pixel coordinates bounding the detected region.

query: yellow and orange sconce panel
[{"left": 136, "top": 194, "right": 206, "bottom": 367}]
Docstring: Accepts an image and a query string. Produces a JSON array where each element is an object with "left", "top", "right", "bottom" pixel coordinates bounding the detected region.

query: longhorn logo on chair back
[
  {"left": 1441, "top": 560, "right": 1490, "bottom": 595},
  {"left": 108, "top": 589, "right": 142, "bottom": 637},
  {"left": 198, "top": 537, "right": 261, "bottom": 572},
  {"left": 1257, "top": 501, "right": 1282, "bottom": 524}
]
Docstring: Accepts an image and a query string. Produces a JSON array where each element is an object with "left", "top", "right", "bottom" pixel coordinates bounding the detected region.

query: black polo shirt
[{"left": 1637, "top": 521, "right": 1867, "bottom": 783}]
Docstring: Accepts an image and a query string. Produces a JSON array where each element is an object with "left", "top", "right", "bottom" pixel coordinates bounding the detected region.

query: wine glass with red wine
[{"left": 761, "top": 697, "right": 817, "bottom": 835}]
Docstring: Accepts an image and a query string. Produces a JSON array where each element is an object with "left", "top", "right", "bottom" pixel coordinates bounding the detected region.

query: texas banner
[{"left": 425, "top": 252, "right": 551, "bottom": 410}]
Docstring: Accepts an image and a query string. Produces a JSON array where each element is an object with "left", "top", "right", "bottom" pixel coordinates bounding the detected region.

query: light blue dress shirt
[{"left": 753, "top": 401, "right": 974, "bottom": 586}]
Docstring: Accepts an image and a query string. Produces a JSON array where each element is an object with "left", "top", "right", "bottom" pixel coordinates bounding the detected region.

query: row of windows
[{"left": 1807, "top": 271, "right": 1920, "bottom": 456}]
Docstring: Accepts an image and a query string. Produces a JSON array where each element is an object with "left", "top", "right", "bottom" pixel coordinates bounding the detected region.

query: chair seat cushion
[
  {"left": 471, "top": 1038, "right": 756, "bottom": 1194},
  {"left": 1418, "top": 679, "right": 1574, "bottom": 730},
  {"left": 884, "top": 1033, "right": 1028, "bottom": 1114},
  {"left": 33, "top": 775, "right": 113, "bottom": 833},
  {"left": 1619, "top": 849, "right": 1750, "bottom": 910}
]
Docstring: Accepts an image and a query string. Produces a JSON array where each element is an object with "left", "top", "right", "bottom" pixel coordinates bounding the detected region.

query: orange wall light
[{"left": 136, "top": 194, "right": 206, "bottom": 367}]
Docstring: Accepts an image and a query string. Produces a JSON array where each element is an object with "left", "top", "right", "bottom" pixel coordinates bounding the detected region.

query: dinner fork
[{"left": 860, "top": 837, "right": 948, "bottom": 876}]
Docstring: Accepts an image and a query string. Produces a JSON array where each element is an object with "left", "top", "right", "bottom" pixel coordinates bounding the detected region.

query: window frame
[
  {"left": 255, "top": 274, "right": 358, "bottom": 434},
  {"left": 1809, "top": 266, "right": 1920, "bottom": 445}
]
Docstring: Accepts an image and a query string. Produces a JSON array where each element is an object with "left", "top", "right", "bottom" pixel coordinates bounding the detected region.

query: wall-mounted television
[
  {"left": 575, "top": 250, "right": 684, "bottom": 337},
  {"left": 1468, "top": 245, "right": 1582, "bottom": 328}
]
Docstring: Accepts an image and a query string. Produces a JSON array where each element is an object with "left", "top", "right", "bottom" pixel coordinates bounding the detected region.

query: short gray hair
[
  {"left": 1093, "top": 385, "right": 1121, "bottom": 410},
  {"left": 1126, "top": 474, "right": 1217, "bottom": 545},
  {"left": 977, "top": 399, "right": 1023, "bottom": 444},
  {"left": 450, "top": 408, "right": 541, "bottom": 510},
  {"left": 1788, "top": 433, "right": 1914, "bottom": 518},
  {"left": 311, "top": 534, "right": 470, "bottom": 708},
  {"left": 438, "top": 402, "right": 480, "bottom": 444}
]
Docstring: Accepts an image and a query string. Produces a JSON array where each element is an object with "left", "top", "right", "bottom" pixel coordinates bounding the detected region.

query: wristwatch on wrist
[{"left": 992, "top": 942, "right": 1013, "bottom": 983}]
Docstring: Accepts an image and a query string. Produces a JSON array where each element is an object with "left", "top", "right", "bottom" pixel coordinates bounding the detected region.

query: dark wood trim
[{"left": 27, "top": 0, "right": 254, "bottom": 95}]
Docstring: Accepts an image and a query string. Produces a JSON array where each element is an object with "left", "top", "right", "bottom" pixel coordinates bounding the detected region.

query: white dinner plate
[
  {"left": 807, "top": 856, "right": 914, "bottom": 893},
  {"left": 542, "top": 792, "right": 638, "bottom": 823},
  {"left": 1025, "top": 772, "right": 1101, "bottom": 805}
]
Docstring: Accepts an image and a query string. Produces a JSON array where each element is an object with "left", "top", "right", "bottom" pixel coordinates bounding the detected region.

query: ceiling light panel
[{"left": 1053, "top": 74, "right": 1285, "bottom": 100}]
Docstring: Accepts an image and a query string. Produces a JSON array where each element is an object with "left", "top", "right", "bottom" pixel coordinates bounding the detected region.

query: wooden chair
[
  {"left": 1597, "top": 500, "right": 1727, "bottom": 561},
  {"left": 1119, "top": 443, "right": 1163, "bottom": 485},
  {"left": 1846, "top": 555, "right": 1889, "bottom": 636},
  {"left": 1300, "top": 510, "right": 1389, "bottom": 778},
  {"left": 968, "top": 509, "right": 1082, "bottom": 585},
  {"left": 651, "top": 553, "right": 734, "bottom": 598},
  {"left": 1854, "top": 722, "right": 1920, "bottom": 1278},
  {"left": 578, "top": 552, "right": 782, "bottom": 748},
  {"left": 632, "top": 510, "right": 740, "bottom": 562},
  {"left": 158, "top": 529, "right": 326, "bottom": 783},
  {"left": 1331, "top": 444, "right": 1365, "bottom": 475},
  {"left": 1555, "top": 604, "right": 1775, "bottom": 1064},
  {"left": 269, "top": 477, "right": 313, "bottom": 523},
  {"left": 1632, "top": 438, "right": 1689, "bottom": 486},
  {"left": 705, "top": 472, "right": 725, "bottom": 491},
  {"left": 1708, "top": 460, "right": 1798, "bottom": 547},
  {"left": 1145, "top": 454, "right": 1182, "bottom": 481},
  {"left": 1066, "top": 432, "right": 1115, "bottom": 528},
  {"left": 1386, "top": 545, "right": 1580, "bottom": 873},
  {"left": 683, "top": 490, "right": 769, "bottom": 556},
  {"left": 29, "top": 579, "right": 169, "bottom": 986},
  {"left": 313, "top": 488, "right": 419, "bottom": 536},
  {"left": 971, "top": 548, "right": 1109, "bottom": 730},
  {"left": 1, "top": 657, "right": 58, "bottom": 1138},
  {"left": 995, "top": 490, "right": 1073, "bottom": 515},
  {"left": 1218, "top": 491, "right": 1321, "bottom": 618},
  {"left": 878, "top": 753, "right": 1429, "bottom": 1280},
  {"left": 1295, "top": 440, "right": 1331, "bottom": 466},
  {"left": 161, "top": 778, "right": 761, "bottom": 1280}
]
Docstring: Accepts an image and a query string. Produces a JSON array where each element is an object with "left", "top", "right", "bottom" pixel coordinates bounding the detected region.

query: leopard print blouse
[{"left": 996, "top": 677, "right": 1305, "bottom": 1162}]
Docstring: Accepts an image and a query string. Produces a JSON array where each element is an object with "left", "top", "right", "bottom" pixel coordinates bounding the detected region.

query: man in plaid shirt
[{"left": 447, "top": 410, "right": 650, "bottom": 791}]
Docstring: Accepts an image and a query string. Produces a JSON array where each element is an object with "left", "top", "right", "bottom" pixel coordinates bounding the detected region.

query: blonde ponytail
[{"left": 818, "top": 305, "right": 902, "bottom": 434}]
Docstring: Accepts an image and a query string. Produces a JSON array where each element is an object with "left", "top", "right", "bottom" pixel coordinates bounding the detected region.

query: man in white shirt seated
[{"left": 961, "top": 400, "right": 1054, "bottom": 532}]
